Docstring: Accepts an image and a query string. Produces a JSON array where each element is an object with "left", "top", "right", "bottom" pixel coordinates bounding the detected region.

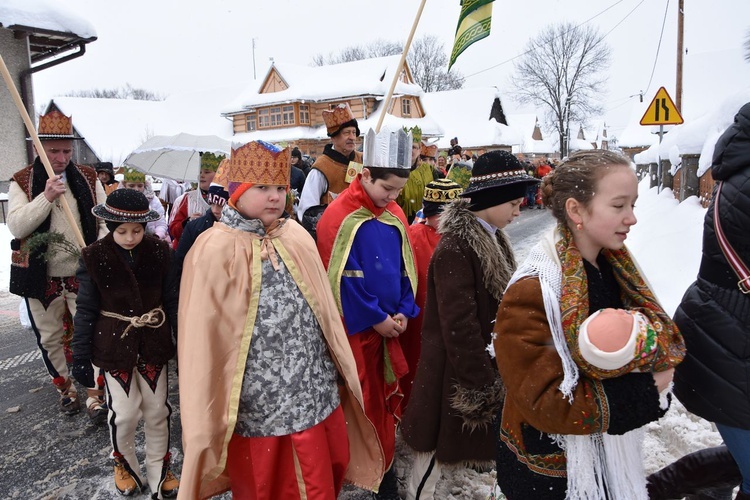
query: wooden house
[{"left": 221, "top": 55, "right": 443, "bottom": 156}]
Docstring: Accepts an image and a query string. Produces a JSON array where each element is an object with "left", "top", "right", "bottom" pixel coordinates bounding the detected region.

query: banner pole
[
  {"left": 0, "top": 54, "right": 86, "bottom": 248},
  {"left": 375, "top": 0, "right": 428, "bottom": 133}
]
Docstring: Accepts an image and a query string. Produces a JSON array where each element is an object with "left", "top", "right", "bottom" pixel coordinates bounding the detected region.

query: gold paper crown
[
  {"left": 123, "top": 167, "right": 146, "bottom": 183},
  {"left": 227, "top": 141, "right": 290, "bottom": 193},
  {"left": 322, "top": 103, "right": 357, "bottom": 136},
  {"left": 212, "top": 158, "right": 231, "bottom": 189},
  {"left": 38, "top": 110, "right": 79, "bottom": 140},
  {"left": 420, "top": 142, "right": 438, "bottom": 158},
  {"left": 423, "top": 178, "right": 463, "bottom": 203}
]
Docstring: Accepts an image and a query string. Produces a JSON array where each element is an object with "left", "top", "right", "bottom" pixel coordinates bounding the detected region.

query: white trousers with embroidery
[{"left": 105, "top": 366, "right": 172, "bottom": 498}]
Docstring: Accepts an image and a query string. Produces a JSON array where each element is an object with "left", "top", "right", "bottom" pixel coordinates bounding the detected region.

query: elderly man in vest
[
  {"left": 7, "top": 110, "right": 108, "bottom": 419},
  {"left": 298, "top": 103, "right": 362, "bottom": 239}
]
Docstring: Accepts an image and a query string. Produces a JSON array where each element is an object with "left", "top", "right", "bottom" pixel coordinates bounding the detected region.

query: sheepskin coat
[{"left": 400, "top": 199, "right": 513, "bottom": 465}]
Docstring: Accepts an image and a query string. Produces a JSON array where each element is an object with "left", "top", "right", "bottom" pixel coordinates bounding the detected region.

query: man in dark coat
[{"left": 673, "top": 101, "right": 750, "bottom": 499}]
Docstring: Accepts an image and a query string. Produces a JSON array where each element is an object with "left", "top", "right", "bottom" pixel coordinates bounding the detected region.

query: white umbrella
[{"left": 123, "top": 133, "right": 231, "bottom": 183}]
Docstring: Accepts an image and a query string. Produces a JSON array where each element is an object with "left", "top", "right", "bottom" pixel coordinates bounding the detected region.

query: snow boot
[
  {"left": 53, "top": 376, "right": 80, "bottom": 415},
  {"left": 159, "top": 469, "right": 179, "bottom": 498},
  {"left": 113, "top": 456, "right": 140, "bottom": 496},
  {"left": 646, "top": 445, "right": 741, "bottom": 500}
]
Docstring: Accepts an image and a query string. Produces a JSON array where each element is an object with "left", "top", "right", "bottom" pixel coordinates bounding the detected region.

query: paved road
[{"left": 0, "top": 208, "right": 554, "bottom": 499}]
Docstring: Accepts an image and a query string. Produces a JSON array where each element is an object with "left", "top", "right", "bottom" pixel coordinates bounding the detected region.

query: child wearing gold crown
[
  {"left": 177, "top": 140, "right": 379, "bottom": 499},
  {"left": 167, "top": 151, "right": 222, "bottom": 248}
]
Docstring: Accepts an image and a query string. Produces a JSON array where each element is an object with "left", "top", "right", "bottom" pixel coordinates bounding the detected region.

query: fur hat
[
  {"left": 422, "top": 179, "right": 462, "bottom": 217},
  {"left": 92, "top": 189, "right": 160, "bottom": 224},
  {"left": 226, "top": 140, "right": 290, "bottom": 204},
  {"left": 36, "top": 110, "right": 83, "bottom": 141},
  {"left": 461, "top": 150, "right": 539, "bottom": 211},
  {"left": 291, "top": 147, "right": 302, "bottom": 160},
  {"left": 322, "top": 103, "right": 360, "bottom": 137},
  {"left": 363, "top": 127, "right": 412, "bottom": 170},
  {"left": 122, "top": 167, "right": 146, "bottom": 183},
  {"left": 199, "top": 152, "right": 225, "bottom": 172},
  {"left": 95, "top": 162, "right": 114, "bottom": 176}
]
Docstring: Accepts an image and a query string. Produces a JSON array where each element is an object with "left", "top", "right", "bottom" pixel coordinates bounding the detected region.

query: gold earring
[{"left": 576, "top": 222, "right": 583, "bottom": 230}]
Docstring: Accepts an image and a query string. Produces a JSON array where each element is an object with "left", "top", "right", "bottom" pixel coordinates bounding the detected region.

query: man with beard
[{"left": 298, "top": 103, "right": 362, "bottom": 239}]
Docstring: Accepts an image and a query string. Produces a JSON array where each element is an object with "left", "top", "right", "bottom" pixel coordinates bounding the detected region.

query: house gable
[{"left": 259, "top": 66, "right": 289, "bottom": 94}]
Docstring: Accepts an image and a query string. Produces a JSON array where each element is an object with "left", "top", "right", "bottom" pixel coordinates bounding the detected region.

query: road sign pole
[{"left": 657, "top": 125, "right": 664, "bottom": 194}]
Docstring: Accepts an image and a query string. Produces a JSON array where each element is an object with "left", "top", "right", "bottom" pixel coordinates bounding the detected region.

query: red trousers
[{"left": 226, "top": 405, "right": 349, "bottom": 500}]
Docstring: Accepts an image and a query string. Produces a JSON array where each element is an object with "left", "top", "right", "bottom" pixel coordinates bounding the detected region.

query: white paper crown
[{"left": 363, "top": 127, "right": 412, "bottom": 170}]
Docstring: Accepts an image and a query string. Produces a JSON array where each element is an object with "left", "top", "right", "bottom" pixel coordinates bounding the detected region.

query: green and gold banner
[{"left": 449, "top": 0, "right": 494, "bottom": 70}]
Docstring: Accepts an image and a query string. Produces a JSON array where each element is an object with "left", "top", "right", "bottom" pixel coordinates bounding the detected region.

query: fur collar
[{"left": 438, "top": 199, "right": 516, "bottom": 300}]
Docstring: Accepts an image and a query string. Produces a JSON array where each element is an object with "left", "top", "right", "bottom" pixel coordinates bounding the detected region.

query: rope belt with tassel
[{"left": 101, "top": 306, "right": 166, "bottom": 339}]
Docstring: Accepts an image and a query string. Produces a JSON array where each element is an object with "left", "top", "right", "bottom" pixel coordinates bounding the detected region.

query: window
[
  {"left": 282, "top": 105, "right": 295, "bottom": 125},
  {"left": 401, "top": 98, "right": 412, "bottom": 117},
  {"left": 269, "top": 106, "right": 282, "bottom": 127},
  {"left": 299, "top": 104, "right": 310, "bottom": 125},
  {"left": 245, "top": 114, "right": 256, "bottom": 132},
  {"left": 258, "top": 109, "right": 270, "bottom": 128}
]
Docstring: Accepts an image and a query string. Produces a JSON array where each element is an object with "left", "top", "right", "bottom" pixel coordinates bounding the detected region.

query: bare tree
[
  {"left": 312, "top": 35, "right": 464, "bottom": 92},
  {"left": 406, "top": 35, "right": 465, "bottom": 92},
  {"left": 512, "top": 23, "right": 611, "bottom": 157},
  {"left": 745, "top": 28, "right": 750, "bottom": 62},
  {"left": 65, "top": 83, "right": 164, "bottom": 101}
]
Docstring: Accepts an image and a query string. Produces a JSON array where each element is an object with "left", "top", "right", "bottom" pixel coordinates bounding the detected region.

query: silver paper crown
[{"left": 363, "top": 127, "right": 412, "bottom": 170}]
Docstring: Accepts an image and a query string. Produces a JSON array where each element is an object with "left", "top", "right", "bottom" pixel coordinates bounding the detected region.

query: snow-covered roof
[
  {"left": 223, "top": 55, "right": 424, "bottom": 113},
  {"left": 420, "top": 87, "right": 553, "bottom": 153},
  {"left": 0, "top": 0, "right": 96, "bottom": 38},
  {"left": 230, "top": 103, "right": 444, "bottom": 144},
  {"left": 50, "top": 82, "right": 244, "bottom": 165}
]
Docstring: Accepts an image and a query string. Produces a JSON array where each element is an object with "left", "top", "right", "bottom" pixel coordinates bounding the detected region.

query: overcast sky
[{"left": 32, "top": 0, "right": 750, "bottom": 138}]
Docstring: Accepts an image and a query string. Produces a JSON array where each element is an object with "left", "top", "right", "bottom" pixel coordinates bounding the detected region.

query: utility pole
[{"left": 675, "top": 0, "right": 684, "bottom": 112}]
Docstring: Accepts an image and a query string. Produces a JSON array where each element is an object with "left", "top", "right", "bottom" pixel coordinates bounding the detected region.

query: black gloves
[{"left": 72, "top": 359, "right": 95, "bottom": 388}]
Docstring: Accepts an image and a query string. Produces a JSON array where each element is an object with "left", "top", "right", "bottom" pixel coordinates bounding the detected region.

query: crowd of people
[{"left": 6, "top": 103, "right": 748, "bottom": 500}]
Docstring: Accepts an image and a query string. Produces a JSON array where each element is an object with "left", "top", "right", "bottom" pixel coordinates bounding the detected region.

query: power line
[
  {"left": 464, "top": 0, "right": 629, "bottom": 79},
  {"left": 643, "top": 0, "right": 670, "bottom": 95}
]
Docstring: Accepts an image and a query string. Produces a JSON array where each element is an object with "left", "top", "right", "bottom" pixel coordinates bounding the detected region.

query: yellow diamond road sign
[{"left": 640, "top": 87, "right": 684, "bottom": 126}]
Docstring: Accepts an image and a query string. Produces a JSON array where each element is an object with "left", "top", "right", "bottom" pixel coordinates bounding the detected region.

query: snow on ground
[{"left": 0, "top": 177, "right": 724, "bottom": 497}]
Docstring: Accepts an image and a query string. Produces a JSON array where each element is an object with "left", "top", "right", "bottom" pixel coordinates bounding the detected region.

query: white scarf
[{"left": 507, "top": 227, "right": 648, "bottom": 500}]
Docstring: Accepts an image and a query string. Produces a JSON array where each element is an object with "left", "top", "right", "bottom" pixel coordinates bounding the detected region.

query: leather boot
[{"left": 647, "top": 446, "right": 742, "bottom": 500}]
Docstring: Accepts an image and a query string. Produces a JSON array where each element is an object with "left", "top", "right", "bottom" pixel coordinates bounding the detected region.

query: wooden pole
[
  {"left": 675, "top": 0, "right": 684, "bottom": 112},
  {"left": 375, "top": 0, "right": 428, "bottom": 133},
  {"left": 0, "top": 53, "right": 86, "bottom": 248}
]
